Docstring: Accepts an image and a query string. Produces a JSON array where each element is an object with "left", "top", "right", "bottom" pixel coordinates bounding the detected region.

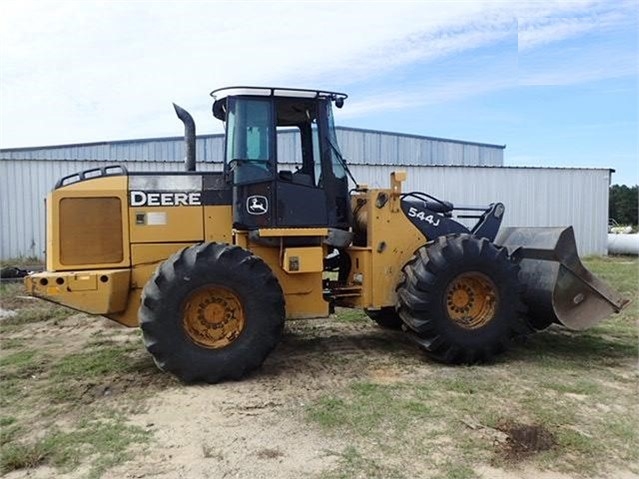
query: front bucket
[{"left": 495, "top": 227, "right": 630, "bottom": 330}]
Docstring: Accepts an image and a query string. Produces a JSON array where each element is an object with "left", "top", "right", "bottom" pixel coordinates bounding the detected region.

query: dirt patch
[{"left": 496, "top": 420, "right": 557, "bottom": 461}]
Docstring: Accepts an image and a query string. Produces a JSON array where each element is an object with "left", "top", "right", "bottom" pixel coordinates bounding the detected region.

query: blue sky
[{"left": 1, "top": 0, "right": 637, "bottom": 184}]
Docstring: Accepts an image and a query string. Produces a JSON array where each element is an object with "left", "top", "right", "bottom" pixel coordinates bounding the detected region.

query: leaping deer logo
[{"left": 247, "top": 195, "right": 268, "bottom": 215}]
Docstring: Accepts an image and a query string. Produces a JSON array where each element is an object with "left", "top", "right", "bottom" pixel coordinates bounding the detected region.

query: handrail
[{"left": 54, "top": 164, "right": 128, "bottom": 189}]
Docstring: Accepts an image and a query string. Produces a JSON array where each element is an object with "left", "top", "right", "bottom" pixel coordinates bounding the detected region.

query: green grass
[
  {"left": 309, "top": 257, "right": 638, "bottom": 478},
  {"left": 433, "top": 462, "right": 478, "bottom": 479},
  {"left": 0, "top": 340, "right": 155, "bottom": 477},
  {"left": 1, "top": 439, "right": 51, "bottom": 472},
  {"left": 0, "top": 338, "right": 26, "bottom": 350},
  {"left": 0, "top": 256, "right": 42, "bottom": 268},
  {"left": 321, "top": 446, "right": 407, "bottom": 479},
  {"left": 0, "top": 305, "right": 73, "bottom": 327},
  {"left": 45, "top": 341, "right": 155, "bottom": 405},
  {"left": 0, "top": 414, "right": 149, "bottom": 478},
  {"left": 309, "top": 382, "right": 445, "bottom": 440},
  {"left": 0, "top": 288, "right": 161, "bottom": 477},
  {"left": 334, "top": 307, "right": 367, "bottom": 323},
  {"left": 0, "top": 417, "right": 21, "bottom": 446},
  {"left": 0, "top": 283, "right": 74, "bottom": 331},
  {"left": 52, "top": 342, "right": 141, "bottom": 379},
  {"left": 0, "top": 349, "right": 48, "bottom": 384},
  {"left": 0, "top": 350, "right": 38, "bottom": 370}
]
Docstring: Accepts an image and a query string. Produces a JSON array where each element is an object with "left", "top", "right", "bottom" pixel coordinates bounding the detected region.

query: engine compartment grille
[{"left": 59, "top": 197, "right": 123, "bottom": 265}]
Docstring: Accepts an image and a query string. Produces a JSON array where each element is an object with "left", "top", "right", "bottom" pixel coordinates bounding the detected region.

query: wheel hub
[
  {"left": 445, "top": 272, "right": 498, "bottom": 329},
  {"left": 182, "top": 285, "right": 245, "bottom": 349}
]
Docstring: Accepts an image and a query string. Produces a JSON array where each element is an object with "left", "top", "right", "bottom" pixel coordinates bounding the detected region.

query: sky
[{"left": 1, "top": 0, "right": 637, "bottom": 185}]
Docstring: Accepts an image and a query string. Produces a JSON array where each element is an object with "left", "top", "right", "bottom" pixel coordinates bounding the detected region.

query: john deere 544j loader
[{"left": 25, "top": 87, "right": 629, "bottom": 382}]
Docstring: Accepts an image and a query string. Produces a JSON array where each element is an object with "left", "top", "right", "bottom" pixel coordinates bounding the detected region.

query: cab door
[
  {"left": 275, "top": 119, "right": 328, "bottom": 228},
  {"left": 225, "top": 96, "right": 277, "bottom": 230}
]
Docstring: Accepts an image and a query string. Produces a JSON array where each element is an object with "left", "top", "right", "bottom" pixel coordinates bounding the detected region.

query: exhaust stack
[{"left": 173, "top": 103, "right": 196, "bottom": 172}]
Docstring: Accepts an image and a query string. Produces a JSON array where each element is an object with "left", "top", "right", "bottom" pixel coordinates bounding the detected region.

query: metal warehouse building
[{"left": 0, "top": 126, "right": 611, "bottom": 259}]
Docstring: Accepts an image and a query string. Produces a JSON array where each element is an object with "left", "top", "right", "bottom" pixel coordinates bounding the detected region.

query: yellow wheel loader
[{"left": 25, "top": 87, "right": 629, "bottom": 383}]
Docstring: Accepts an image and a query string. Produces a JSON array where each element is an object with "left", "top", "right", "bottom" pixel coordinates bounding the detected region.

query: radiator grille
[{"left": 59, "top": 197, "right": 123, "bottom": 265}]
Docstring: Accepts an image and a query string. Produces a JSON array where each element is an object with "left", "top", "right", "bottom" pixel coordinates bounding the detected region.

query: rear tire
[
  {"left": 139, "top": 243, "right": 285, "bottom": 383},
  {"left": 364, "top": 307, "right": 403, "bottom": 329},
  {"left": 397, "top": 234, "right": 528, "bottom": 364}
]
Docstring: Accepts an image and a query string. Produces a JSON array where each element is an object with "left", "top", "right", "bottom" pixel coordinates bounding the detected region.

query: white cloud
[
  {"left": 517, "top": 0, "right": 637, "bottom": 51},
  {"left": 0, "top": 0, "right": 636, "bottom": 147},
  {"left": 339, "top": 75, "right": 515, "bottom": 119}
]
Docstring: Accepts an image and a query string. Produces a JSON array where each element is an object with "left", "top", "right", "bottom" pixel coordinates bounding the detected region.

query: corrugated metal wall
[
  {"left": 347, "top": 165, "right": 611, "bottom": 256},
  {"left": 0, "top": 128, "right": 504, "bottom": 166},
  {"left": 0, "top": 159, "right": 609, "bottom": 259}
]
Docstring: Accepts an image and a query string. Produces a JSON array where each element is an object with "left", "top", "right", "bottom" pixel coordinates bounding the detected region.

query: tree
[{"left": 609, "top": 184, "right": 638, "bottom": 226}]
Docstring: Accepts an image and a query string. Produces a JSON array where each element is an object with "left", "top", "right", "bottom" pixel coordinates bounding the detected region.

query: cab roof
[
  {"left": 211, "top": 86, "right": 348, "bottom": 122},
  {"left": 210, "top": 86, "right": 347, "bottom": 102}
]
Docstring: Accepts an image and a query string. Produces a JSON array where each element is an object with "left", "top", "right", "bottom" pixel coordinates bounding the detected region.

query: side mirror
[{"left": 335, "top": 98, "right": 344, "bottom": 109}]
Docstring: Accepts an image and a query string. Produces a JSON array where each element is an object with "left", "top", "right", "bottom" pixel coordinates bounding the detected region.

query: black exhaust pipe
[{"left": 173, "top": 103, "right": 196, "bottom": 172}]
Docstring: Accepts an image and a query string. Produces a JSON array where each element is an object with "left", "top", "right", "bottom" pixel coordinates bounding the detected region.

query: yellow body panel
[
  {"left": 283, "top": 247, "right": 324, "bottom": 273},
  {"left": 47, "top": 176, "right": 130, "bottom": 271},
  {"left": 235, "top": 232, "right": 329, "bottom": 319},
  {"left": 130, "top": 242, "right": 194, "bottom": 266},
  {"left": 204, "top": 206, "right": 233, "bottom": 243},
  {"left": 106, "top": 289, "right": 141, "bottom": 327},
  {"left": 343, "top": 185, "right": 427, "bottom": 310},
  {"left": 368, "top": 192, "right": 426, "bottom": 308},
  {"left": 342, "top": 247, "right": 373, "bottom": 307},
  {"left": 129, "top": 206, "right": 203, "bottom": 243},
  {"left": 25, "top": 269, "right": 130, "bottom": 315}
]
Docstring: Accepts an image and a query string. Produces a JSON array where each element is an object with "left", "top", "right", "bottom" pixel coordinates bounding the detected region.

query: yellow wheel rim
[
  {"left": 182, "top": 285, "right": 245, "bottom": 349},
  {"left": 445, "top": 272, "right": 498, "bottom": 330}
]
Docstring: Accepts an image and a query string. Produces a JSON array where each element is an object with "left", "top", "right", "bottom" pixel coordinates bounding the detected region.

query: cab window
[{"left": 225, "top": 98, "right": 273, "bottom": 183}]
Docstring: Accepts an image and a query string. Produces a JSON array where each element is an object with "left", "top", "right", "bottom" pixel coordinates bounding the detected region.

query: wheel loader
[{"left": 25, "top": 86, "right": 629, "bottom": 383}]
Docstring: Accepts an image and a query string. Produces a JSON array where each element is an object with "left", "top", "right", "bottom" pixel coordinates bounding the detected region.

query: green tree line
[{"left": 609, "top": 184, "right": 638, "bottom": 226}]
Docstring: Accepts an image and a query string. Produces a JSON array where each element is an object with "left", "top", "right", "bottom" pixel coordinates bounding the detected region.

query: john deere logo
[{"left": 246, "top": 195, "right": 268, "bottom": 215}]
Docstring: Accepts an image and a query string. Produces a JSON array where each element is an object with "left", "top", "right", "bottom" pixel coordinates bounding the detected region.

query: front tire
[
  {"left": 397, "top": 234, "right": 528, "bottom": 364},
  {"left": 140, "top": 243, "right": 285, "bottom": 383}
]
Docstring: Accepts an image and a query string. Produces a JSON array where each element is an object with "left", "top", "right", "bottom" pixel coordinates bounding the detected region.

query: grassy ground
[
  {"left": 0, "top": 283, "right": 172, "bottom": 478},
  {"left": 0, "top": 257, "right": 41, "bottom": 269},
  {"left": 306, "top": 256, "right": 638, "bottom": 479},
  {"left": 0, "top": 256, "right": 636, "bottom": 478}
]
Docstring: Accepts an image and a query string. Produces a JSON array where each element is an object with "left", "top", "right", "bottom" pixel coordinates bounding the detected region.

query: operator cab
[{"left": 211, "top": 87, "right": 350, "bottom": 233}]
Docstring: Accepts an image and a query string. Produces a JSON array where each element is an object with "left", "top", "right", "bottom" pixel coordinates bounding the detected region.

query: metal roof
[
  {"left": 335, "top": 126, "right": 505, "bottom": 150},
  {"left": 0, "top": 126, "right": 504, "bottom": 154},
  {"left": 0, "top": 127, "right": 505, "bottom": 167}
]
